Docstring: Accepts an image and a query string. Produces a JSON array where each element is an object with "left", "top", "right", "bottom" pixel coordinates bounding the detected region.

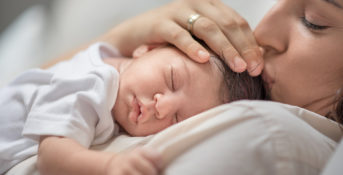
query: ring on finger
[{"left": 187, "top": 14, "right": 201, "bottom": 33}]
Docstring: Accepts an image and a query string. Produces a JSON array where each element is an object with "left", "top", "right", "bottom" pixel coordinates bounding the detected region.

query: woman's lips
[{"left": 262, "top": 70, "right": 275, "bottom": 91}]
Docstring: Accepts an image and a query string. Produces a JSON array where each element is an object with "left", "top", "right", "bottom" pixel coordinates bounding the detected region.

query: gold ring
[{"left": 187, "top": 14, "right": 201, "bottom": 33}]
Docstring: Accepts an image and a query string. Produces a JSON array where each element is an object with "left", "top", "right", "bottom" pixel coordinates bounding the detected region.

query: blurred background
[
  {"left": 0, "top": 0, "right": 274, "bottom": 87},
  {"left": 0, "top": 0, "right": 52, "bottom": 34}
]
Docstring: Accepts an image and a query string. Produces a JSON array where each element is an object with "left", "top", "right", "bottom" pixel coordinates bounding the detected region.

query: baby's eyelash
[
  {"left": 301, "top": 17, "right": 329, "bottom": 30},
  {"left": 171, "top": 66, "right": 175, "bottom": 91}
]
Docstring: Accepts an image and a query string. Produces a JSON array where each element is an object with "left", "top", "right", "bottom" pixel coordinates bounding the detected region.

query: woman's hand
[
  {"left": 105, "top": 0, "right": 263, "bottom": 76},
  {"left": 104, "top": 147, "right": 162, "bottom": 175}
]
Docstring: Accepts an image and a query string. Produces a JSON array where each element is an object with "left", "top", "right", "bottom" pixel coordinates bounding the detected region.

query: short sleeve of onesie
[{"left": 22, "top": 42, "right": 121, "bottom": 147}]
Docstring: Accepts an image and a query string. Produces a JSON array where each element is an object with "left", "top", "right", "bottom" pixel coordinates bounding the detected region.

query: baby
[{"left": 0, "top": 42, "right": 265, "bottom": 174}]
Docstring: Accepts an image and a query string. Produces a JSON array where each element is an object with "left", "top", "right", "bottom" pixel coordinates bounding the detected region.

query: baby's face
[{"left": 112, "top": 46, "right": 224, "bottom": 136}]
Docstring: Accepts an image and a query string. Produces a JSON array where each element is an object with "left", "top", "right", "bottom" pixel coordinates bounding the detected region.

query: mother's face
[{"left": 254, "top": 0, "right": 343, "bottom": 115}]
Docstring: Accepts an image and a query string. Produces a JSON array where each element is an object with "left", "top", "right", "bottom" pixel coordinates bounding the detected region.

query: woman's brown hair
[{"left": 326, "top": 89, "right": 343, "bottom": 125}]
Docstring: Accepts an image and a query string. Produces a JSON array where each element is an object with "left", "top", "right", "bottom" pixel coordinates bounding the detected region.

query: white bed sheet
[{"left": 6, "top": 100, "right": 342, "bottom": 175}]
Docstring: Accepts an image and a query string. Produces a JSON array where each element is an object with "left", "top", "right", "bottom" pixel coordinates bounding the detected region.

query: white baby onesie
[{"left": 0, "top": 42, "right": 121, "bottom": 174}]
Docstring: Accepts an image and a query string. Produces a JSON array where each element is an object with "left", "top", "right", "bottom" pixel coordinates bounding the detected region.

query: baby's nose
[{"left": 154, "top": 93, "right": 176, "bottom": 120}]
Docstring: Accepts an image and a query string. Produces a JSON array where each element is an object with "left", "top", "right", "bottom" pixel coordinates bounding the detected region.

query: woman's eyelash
[{"left": 301, "top": 17, "right": 328, "bottom": 30}]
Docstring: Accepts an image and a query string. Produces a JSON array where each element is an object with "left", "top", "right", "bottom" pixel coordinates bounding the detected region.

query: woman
[
  {"left": 99, "top": 0, "right": 343, "bottom": 174},
  {"left": 93, "top": 0, "right": 343, "bottom": 123},
  {"left": 44, "top": 0, "right": 342, "bottom": 174}
]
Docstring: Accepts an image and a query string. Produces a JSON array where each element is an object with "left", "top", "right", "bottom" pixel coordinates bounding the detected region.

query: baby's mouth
[
  {"left": 129, "top": 96, "right": 141, "bottom": 124},
  {"left": 130, "top": 96, "right": 150, "bottom": 124},
  {"left": 136, "top": 99, "right": 145, "bottom": 122},
  {"left": 137, "top": 104, "right": 142, "bottom": 117},
  {"left": 262, "top": 70, "right": 275, "bottom": 91}
]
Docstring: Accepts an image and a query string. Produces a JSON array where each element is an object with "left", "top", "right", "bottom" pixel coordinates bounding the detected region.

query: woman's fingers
[
  {"left": 216, "top": 2, "right": 264, "bottom": 76},
  {"left": 112, "top": 0, "right": 264, "bottom": 75},
  {"left": 198, "top": 1, "right": 264, "bottom": 76},
  {"left": 171, "top": 0, "right": 263, "bottom": 76},
  {"left": 191, "top": 16, "right": 247, "bottom": 72},
  {"left": 173, "top": 12, "right": 247, "bottom": 72},
  {"left": 156, "top": 20, "right": 210, "bottom": 62}
]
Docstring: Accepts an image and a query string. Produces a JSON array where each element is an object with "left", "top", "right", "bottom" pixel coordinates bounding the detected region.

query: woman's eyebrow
[{"left": 324, "top": 0, "right": 343, "bottom": 9}]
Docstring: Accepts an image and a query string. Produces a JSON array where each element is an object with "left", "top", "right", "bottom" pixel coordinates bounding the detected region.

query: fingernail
[
  {"left": 244, "top": 51, "right": 259, "bottom": 69},
  {"left": 249, "top": 60, "right": 258, "bottom": 70},
  {"left": 248, "top": 60, "right": 261, "bottom": 76},
  {"left": 198, "top": 50, "right": 210, "bottom": 61},
  {"left": 234, "top": 56, "right": 247, "bottom": 72}
]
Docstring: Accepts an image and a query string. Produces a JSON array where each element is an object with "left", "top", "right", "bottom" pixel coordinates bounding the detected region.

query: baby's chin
[
  {"left": 128, "top": 130, "right": 152, "bottom": 137},
  {"left": 124, "top": 127, "right": 160, "bottom": 137},
  {"left": 117, "top": 124, "right": 145, "bottom": 136}
]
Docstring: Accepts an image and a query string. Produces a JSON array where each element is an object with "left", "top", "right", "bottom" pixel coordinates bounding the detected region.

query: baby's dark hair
[
  {"left": 211, "top": 54, "right": 266, "bottom": 103},
  {"left": 194, "top": 37, "right": 266, "bottom": 102}
]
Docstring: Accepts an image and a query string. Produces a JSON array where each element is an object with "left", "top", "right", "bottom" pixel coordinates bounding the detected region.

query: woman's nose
[
  {"left": 153, "top": 93, "right": 177, "bottom": 119},
  {"left": 254, "top": 0, "right": 289, "bottom": 54}
]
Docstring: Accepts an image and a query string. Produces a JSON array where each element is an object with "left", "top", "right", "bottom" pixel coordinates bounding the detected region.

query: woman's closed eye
[{"left": 301, "top": 17, "right": 329, "bottom": 30}]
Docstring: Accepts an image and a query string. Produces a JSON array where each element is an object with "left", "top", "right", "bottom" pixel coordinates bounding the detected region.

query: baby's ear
[{"left": 132, "top": 44, "right": 165, "bottom": 59}]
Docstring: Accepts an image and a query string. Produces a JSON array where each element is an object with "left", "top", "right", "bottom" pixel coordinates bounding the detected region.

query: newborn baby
[{"left": 0, "top": 42, "right": 265, "bottom": 174}]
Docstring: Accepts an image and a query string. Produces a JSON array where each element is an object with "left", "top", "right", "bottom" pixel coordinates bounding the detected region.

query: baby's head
[{"left": 112, "top": 44, "right": 265, "bottom": 136}]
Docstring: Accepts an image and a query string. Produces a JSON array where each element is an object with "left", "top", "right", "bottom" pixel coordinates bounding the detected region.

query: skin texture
[
  {"left": 255, "top": 0, "right": 343, "bottom": 116},
  {"left": 106, "top": 45, "right": 224, "bottom": 136}
]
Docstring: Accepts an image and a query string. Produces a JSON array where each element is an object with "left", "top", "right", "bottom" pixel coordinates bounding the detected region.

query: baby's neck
[{"left": 103, "top": 57, "right": 132, "bottom": 74}]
